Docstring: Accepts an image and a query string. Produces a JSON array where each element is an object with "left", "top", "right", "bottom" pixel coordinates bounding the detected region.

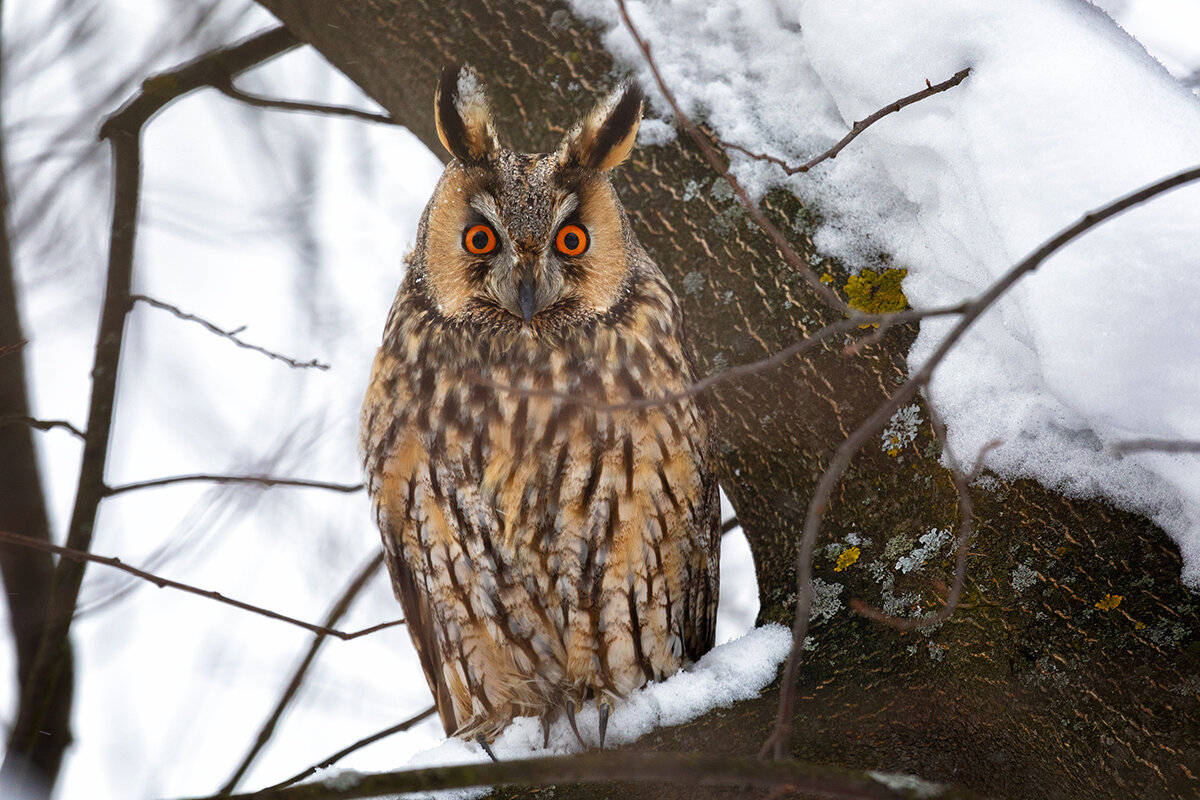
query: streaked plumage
[{"left": 360, "top": 66, "right": 718, "bottom": 742}]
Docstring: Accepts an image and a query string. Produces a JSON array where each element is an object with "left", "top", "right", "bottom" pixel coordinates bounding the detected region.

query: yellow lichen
[
  {"left": 1134, "top": 621, "right": 1146, "bottom": 630},
  {"left": 835, "top": 546, "right": 861, "bottom": 572},
  {"left": 844, "top": 268, "right": 909, "bottom": 316},
  {"left": 820, "top": 272, "right": 834, "bottom": 285},
  {"left": 1095, "top": 593, "right": 1123, "bottom": 611}
]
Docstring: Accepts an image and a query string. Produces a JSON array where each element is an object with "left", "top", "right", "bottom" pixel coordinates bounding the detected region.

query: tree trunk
[{"left": 253, "top": 2, "right": 1200, "bottom": 798}]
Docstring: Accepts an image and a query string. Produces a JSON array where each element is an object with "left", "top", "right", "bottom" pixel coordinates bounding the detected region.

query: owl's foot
[
  {"left": 564, "top": 702, "right": 586, "bottom": 749},
  {"left": 598, "top": 701, "right": 612, "bottom": 749},
  {"left": 476, "top": 734, "right": 498, "bottom": 762}
]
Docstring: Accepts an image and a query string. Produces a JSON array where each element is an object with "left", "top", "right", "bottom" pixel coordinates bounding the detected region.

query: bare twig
[
  {"left": 4, "top": 26, "right": 302, "bottom": 778},
  {"left": 172, "top": 751, "right": 981, "bottom": 800},
  {"left": 0, "top": 339, "right": 26, "bottom": 359},
  {"left": 0, "top": 530, "right": 402, "bottom": 642},
  {"left": 721, "top": 516, "right": 740, "bottom": 535},
  {"left": 720, "top": 69, "right": 971, "bottom": 175},
  {"left": 471, "top": 303, "right": 969, "bottom": 413},
  {"left": 0, "top": 414, "right": 85, "bottom": 440},
  {"left": 253, "top": 706, "right": 439, "bottom": 794},
  {"left": 104, "top": 473, "right": 362, "bottom": 497},
  {"left": 1109, "top": 438, "right": 1200, "bottom": 456},
  {"left": 213, "top": 77, "right": 399, "bottom": 126},
  {"left": 220, "top": 553, "right": 386, "bottom": 795},
  {"left": 614, "top": 0, "right": 848, "bottom": 315},
  {"left": 132, "top": 294, "right": 329, "bottom": 370},
  {"left": 760, "top": 163, "right": 1200, "bottom": 759}
]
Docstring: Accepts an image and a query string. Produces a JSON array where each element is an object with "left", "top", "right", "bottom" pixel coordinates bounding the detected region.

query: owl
[{"left": 360, "top": 66, "right": 719, "bottom": 750}]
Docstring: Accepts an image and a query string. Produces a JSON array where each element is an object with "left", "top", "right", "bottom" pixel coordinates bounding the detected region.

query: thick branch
[{"left": 176, "top": 751, "right": 980, "bottom": 800}]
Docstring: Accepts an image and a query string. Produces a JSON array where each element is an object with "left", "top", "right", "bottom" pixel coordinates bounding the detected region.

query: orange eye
[
  {"left": 463, "top": 224, "right": 498, "bottom": 255},
  {"left": 555, "top": 224, "right": 589, "bottom": 256}
]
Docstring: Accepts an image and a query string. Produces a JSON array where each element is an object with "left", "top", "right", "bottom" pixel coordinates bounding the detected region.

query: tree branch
[
  {"left": 252, "top": 706, "right": 438, "bottom": 794},
  {"left": 0, "top": 530, "right": 401, "bottom": 641},
  {"left": 104, "top": 473, "right": 363, "bottom": 497},
  {"left": 220, "top": 553, "right": 387, "bottom": 795},
  {"left": 0, "top": 414, "right": 85, "bottom": 439},
  {"left": 132, "top": 294, "right": 329, "bottom": 370},
  {"left": 719, "top": 69, "right": 971, "bottom": 175},
  {"left": 174, "top": 751, "right": 981, "bottom": 800},
  {"left": 213, "top": 77, "right": 400, "bottom": 126}
]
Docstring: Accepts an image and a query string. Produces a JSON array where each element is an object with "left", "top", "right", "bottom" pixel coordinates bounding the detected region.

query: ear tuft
[
  {"left": 558, "top": 82, "right": 644, "bottom": 171},
  {"left": 434, "top": 65, "right": 500, "bottom": 163}
]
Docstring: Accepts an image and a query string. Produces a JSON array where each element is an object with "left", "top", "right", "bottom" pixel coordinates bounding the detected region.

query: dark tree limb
[
  {"left": 0, "top": 4, "right": 72, "bottom": 787},
  {"left": 175, "top": 751, "right": 982, "bottom": 800},
  {"left": 2, "top": 28, "right": 300, "bottom": 792},
  {"left": 0, "top": 413, "right": 86, "bottom": 439},
  {"left": 213, "top": 77, "right": 400, "bottom": 125}
]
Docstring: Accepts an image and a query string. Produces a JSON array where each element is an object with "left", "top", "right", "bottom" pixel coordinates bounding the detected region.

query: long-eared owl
[{"left": 360, "top": 66, "right": 719, "bottom": 745}]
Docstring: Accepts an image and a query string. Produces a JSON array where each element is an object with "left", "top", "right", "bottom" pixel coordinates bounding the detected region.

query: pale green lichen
[
  {"left": 896, "top": 528, "right": 951, "bottom": 573},
  {"left": 809, "top": 577, "right": 844, "bottom": 622},
  {"left": 881, "top": 404, "right": 922, "bottom": 456},
  {"left": 681, "top": 271, "right": 705, "bottom": 296},
  {"left": 1011, "top": 562, "right": 1039, "bottom": 593}
]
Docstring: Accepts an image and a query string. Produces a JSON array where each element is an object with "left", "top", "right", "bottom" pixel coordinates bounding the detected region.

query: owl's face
[{"left": 416, "top": 67, "right": 645, "bottom": 331}]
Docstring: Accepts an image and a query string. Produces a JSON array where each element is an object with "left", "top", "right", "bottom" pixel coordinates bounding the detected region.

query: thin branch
[
  {"left": 0, "top": 414, "right": 85, "bottom": 440},
  {"left": 613, "top": 0, "right": 848, "bottom": 315},
  {"left": 132, "top": 294, "right": 329, "bottom": 370},
  {"left": 0, "top": 338, "right": 26, "bottom": 359},
  {"left": 253, "top": 706, "right": 438, "bottom": 794},
  {"left": 172, "top": 751, "right": 982, "bottom": 800},
  {"left": 470, "top": 303, "right": 969, "bottom": 413},
  {"left": 720, "top": 69, "right": 971, "bottom": 176},
  {"left": 104, "top": 473, "right": 362, "bottom": 497},
  {"left": 220, "top": 553, "right": 387, "bottom": 795},
  {"left": 6, "top": 25, "right": 302, "bottom": 771},
  {"left": 213, "top": 78, "right": 399, "bottom": 126},
  {"left": 1109, "top": 438, "right": 1200, "bottom": 456},
  {"left": 760, "top": 163, "right": 1200, "bottom": 759},
  {"left": 0, "top": 530, "right": 402, "bottom": 642},
  {"left": 720, "top": 516, "right": 740, "bottom": 535}
]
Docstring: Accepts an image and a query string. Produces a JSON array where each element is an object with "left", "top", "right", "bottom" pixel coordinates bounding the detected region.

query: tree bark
[{"left": 252, "top": 2, "right": 1200, "bottom": 798}]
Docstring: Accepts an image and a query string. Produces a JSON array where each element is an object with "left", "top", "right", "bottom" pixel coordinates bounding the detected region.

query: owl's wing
[
  {"left": 681, "top": 450, "right": 721, "bottom": 664},
  {"left": 383, "top": 543, "right": 460, "bottom": 735}
]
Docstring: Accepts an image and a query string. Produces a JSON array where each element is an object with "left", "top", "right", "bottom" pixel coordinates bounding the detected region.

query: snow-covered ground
[
  {"left": 2, "top": 1, "right": 1199, "bottom": 798},
  {"left": 572, "top": 0, "right": 1200, "bottom": 586}
]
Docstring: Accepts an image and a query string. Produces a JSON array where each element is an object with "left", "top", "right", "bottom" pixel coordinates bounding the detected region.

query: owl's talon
[
  {"left": 564, "top": 702, "right": 586, "bottom": 748},
  {"left": 598, "top": 701, "right": 612, "bottom": 749},
  {"left": 540, "top": 714, "right": 552, "bottom": 749},
  {"left": 476, "top": 734, "right": 499, "bottom": 762}
]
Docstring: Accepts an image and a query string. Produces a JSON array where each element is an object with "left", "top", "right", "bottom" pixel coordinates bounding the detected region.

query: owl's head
[{"left": 413, "top": 66, "right": 646, "bottom": 331}]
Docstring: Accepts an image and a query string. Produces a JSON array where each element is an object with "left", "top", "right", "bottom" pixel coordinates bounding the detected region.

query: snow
[
  {"left": 343, "top": 625, "right": 792, "bottom": 800},
  {"left": 569, "top": 0, "right": 1200, "bottom": 587}
]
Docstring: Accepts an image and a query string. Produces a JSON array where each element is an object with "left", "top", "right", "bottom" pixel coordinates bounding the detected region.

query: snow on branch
[{"left": 719, "top": 68, "right": 971, "bottom": 175}]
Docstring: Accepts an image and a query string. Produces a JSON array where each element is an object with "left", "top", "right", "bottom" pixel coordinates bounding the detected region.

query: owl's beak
[{"left": 518, "top": 272, "right": 537, "bottom": 324}]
